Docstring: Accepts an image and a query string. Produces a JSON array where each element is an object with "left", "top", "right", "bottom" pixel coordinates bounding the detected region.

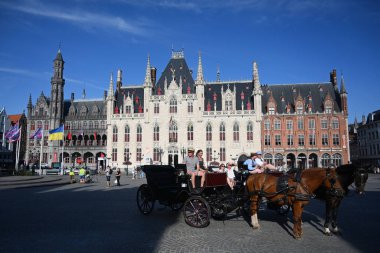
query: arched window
[
  {"left": 101, "top": 121, "right": 106, "bottom": 129},
  {"left": 94, "top": 121, "right": 99, "bottom": 129},
  {"left": 89, "top": 121, "right": 93, "bottom": 129},
  {"left": 169, "top": 121, "right": 178, "bottom": 143},
  {"left": 332, "top": 153, "right": 342, "bottom": 167},
  {"left": 264, "top": 153, "right": 273, "bottom": 164},
  {"left": 233, "top": 122, "right": 239, "bottom": 142},
  {"left": 30, "top": 121, "right": 35, "bottom": 131},
  {"left": 188, "top": 101, "right": 193, "bottom": 113},
  {"left": 274, "top": 153, "right": 283, "bottom": 168},
  {"left": 206, "top": 123, "right": 212, "bottom": 141},
  {"left": 332, "top": 117, "right": 339, "bottom": 129},
  {"left": 247, "top": 121, "right": 253, "bottom": 141},
  {"left": 187, "top": 123, "right": 193, "bottom": 141},
  {"left": 112, "top": 126, "right": 118, "bottom": 142},
  {"left": 44, "top": 121, "right": 49, "bottom": 130},
  {"left": 112, "top": 148, "right": 117, "bottom": 162},
  {"left": 169, "top": 96, "right": 177, "bottom": 113},
  {"left": 124, "top": 125, "right": 130, "bottom": 142},
  {"left": 136, "top": 124, "right": 142, "bottom": 142},
  {"left": 220, "top": 123, "right": 225, "bottom": 141},
  {"left": 321, "top": 153, "right": 331, "bottom": 167},
  {"left": 153, "top": 124, "right": 159, "bottom": 141}
]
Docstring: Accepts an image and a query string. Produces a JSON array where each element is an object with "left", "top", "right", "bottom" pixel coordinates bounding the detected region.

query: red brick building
[{"left": 261, "top": 70, "right": 349, "bottom": 169}]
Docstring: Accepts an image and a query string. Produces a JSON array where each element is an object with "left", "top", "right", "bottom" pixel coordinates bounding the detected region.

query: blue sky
[{"left": 0, "top": 0, "right": 379, "bottom": 123}]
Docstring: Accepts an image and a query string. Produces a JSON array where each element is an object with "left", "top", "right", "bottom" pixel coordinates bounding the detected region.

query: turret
[
  {"left": 27, "top": 94, "right": 32, "bottom": 117},
  {"left": 50, "top": 48, "right": 65, "bottom": 129},
  {"left": 340, "top": 75, "right": 348, "bottom": 115},
  {"left": 117, "top": 69, "right": 122, "bottom": 90},
  {"left": 195, "top": 51, "right": 204, "bottom": 85}
]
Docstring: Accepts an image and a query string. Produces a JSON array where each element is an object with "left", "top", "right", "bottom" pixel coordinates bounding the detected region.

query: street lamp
[
  {"left": 159, "top": 148, "right": 164, "bottom": 165},
  {"left": 180, "top": 147, "right": 186, "bottom": 160}
]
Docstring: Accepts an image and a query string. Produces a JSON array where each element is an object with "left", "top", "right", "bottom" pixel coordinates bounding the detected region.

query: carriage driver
[
  {"left": 182, "top": 147, "right": 199, "bottom": 189},
  {"left": 244, "top": 152, "right": 262, "bottom": 174}
]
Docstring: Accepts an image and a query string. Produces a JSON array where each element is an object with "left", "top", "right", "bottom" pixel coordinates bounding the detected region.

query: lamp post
[
  {"left": 180, "top": 147, "right": 186, "bottom": 160},
  {"left": 159, "top": 148, "right": 164, "bottom": 165}
]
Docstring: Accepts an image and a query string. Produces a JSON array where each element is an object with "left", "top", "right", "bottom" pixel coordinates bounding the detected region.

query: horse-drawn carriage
[{"left": 136, "top": 163, "right": 369, "bottom": 239}]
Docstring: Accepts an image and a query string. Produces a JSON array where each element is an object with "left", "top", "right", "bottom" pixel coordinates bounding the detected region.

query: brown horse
[{"left": 246, "top": 168, "right": 340, "bottom": 239}]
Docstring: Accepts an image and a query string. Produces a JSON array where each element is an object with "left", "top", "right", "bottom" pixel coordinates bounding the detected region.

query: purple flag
[
  {"left": 30, "top": 127, "right": 42, "bottom": 139},
  {"left": 8, "top": 127, "right": 20, "bottom": 143},
  {"left": 5, "top": 124, "right": 19, "bottom": 139}
]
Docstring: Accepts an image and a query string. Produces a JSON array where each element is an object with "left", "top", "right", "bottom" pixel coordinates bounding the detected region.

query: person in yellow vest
[
  {"left": 79, "top": 167, "right": 86, "bottom": 183},
  {"left": 69, "top": 168, "right": 75, "bottom": 183}
]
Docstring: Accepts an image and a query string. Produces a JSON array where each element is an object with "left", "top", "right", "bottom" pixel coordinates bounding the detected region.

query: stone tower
[{"left": 50, "top": 49, "right": 65, "bottom": 129}]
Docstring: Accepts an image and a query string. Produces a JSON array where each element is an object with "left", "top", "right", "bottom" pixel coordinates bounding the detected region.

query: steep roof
[
  {"left": 261, "top": 82, "right": 341, "bottom": 114},
  {"left": 116, "top": 87, "right": 145, "bottom": 113},
  {"left": 154, "top": 56, "right": 195, "bottom": 95},
  {"left": 8, "top": 114, "right": 22, "bottom": 123}
]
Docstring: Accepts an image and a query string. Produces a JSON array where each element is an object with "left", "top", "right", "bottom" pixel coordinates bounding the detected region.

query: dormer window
[
  {"left": 269, "top": 107, "right": 275, "bottom": 115},
  {"left": 225, "top": 93, "right": 233, "bottom": 111},
  {"left": 296, "top": 103, "right": 303, "bottom": 114},
  {"left": 169, "top": 96, "right": 177, "bottom": 113}
]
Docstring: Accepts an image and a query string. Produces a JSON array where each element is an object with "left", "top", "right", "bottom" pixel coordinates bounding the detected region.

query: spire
[
  {"left": 82, "top": 88, "right": 86, "bottom": 99},
  {"left": 216, "top": 64, "right": 220, "bottom": 82},
  {"left": 55, "top": 48, "right": 63, "bottom": 61},
  {"left": 28, "top": 94, "right": 32, "bottom": 108},
  {"left": 108, "top": 72, "right": 114, "bottom": 98},
  {"left": 252, "top": 61, "right": 262, "bottom": 95},
  {"left": 196, "top": 51, "right": 204, "bottom": 85},
  {"left": 340, "top": 75, "right": 347, "bottom": 94},
  {"left": 144, "top": 55, "right": 152, "bottom": 87}
]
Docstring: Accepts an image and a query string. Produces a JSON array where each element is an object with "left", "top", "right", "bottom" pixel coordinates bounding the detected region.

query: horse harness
[{"left": 249, "top": 168, "right": 339, "bottom": 203}]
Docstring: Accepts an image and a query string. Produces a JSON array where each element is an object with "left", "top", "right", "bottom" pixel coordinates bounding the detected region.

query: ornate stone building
[
  {"left": 25, "top": 49, "right": 350, "bottom": 170},
  {"left": 107, "top": 50, "right": 349, "bottom": 170},
  {"left": 26, "top": 50, "right": 108, "bottom": 169}
]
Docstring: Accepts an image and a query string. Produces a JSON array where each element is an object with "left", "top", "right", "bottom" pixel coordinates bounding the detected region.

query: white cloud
[
  {"left": 0, "top": 67, "right": 37, "bottom": 76},
  {"left": 1, "top": 0, "right": 149, "bottom": 36}
]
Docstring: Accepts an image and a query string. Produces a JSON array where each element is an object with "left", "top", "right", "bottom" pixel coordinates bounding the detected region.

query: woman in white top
[{"left": 226, "top": 163, "right": 235, "bottom": 190}]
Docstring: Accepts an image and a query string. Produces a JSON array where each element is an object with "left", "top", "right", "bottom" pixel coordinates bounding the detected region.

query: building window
[
  {"left": 308, "top": 119, "right": 315, "bottom": 129},
  {"left": 247, "top": 122, "right": 253, "bottom": 141},
  {"left": 94, "top": 121, "right": 99, "bottom": 129},
  {"left": 332, "top": 118, "right": 339, "bottom": 129},
  {"left": 112, "top": 125, "right": 118, "bottom": 142},
  {"left": 220, "top": 123, "right": 225, "bottom": 141},
  {"left": 206, "top": 123, "right": 212, "bottom": 141},
  {"left": 332, "top": 153, "right": 342, "bottom": 167},
  {"left": 297, "top": 118, "right": 304, "bottom": 130},
  {"left": 136, "top": 148, "right": 142, "bottom": 162},
  {"left": 264, "top": 119, "right": 270, "bottom": 130},
  {"left": 123, "top": 147, "right": 130, "bottom": 163},
  {"left": 169, "top": 96, "right": 177, "bottom": 113},
  {"left": 137, "top": 124, "right": 142, "bottom": 142},
  {"left": 187, "top": 124, "right": 193, "bottom": 141},
  {"left": 124, "top": 125, "right": 130, "bottom": 142},
  {"left": 287, "top": 135, "right": 293, "bottom": 146},
  {"left": 296, "top": 103, "right": 303, "bottom": 114},
  {"left": 37, "top": 121, "right": 42, "bottom": 129},
  {"left": 169, "top": 121, "right": 178, "bottom": 143},
  {"left": 220, "top": 147, "right": 226, "bottom": 162},
  {"left": 309, "top": 134, "right": 316, "bottom": 146},
  {"left": 275, "top": 135, "right": 281, "bottom": 146},
  {"left": 225, "top": 93, "right": 233, "bottom": 111},
  {"left": 188, "top": 101, "right": 193, "bottom": 113},
  {"left": 286, "top": 120, "right": 293, "bottom": 130},
  {"left": 264, "top": 153, "right": 273, "bottom": 164},
  {"left": 101, "top": 121, "right": 106, "bottom": 129},
  {"left": 333, "top": 134, "right": 340, "bottom": 145},
  {"left": 206, "top": 147, "right": 212, "bottom": 163},
  {"left": 44, "top": 121, "right": 49, "bottom": 130},
  {"left": 322, "top": 133, "right": 328, "bottom": 146},
  {"left": 153, "top": 103, "right": 159, "bottom": 114},
  {"left": 325, "top": 105, "right": 332, "bottom": 114},
  {"left": 30, "top": 121, "right": 35, "bottom": 131},
  {"left": 274, "top": 119, "right": 281, "bottom": 130},
  {"left": 321, "top": 119, "right": 328, "bottom": 129},
  {"left": 264, "top": 135, "right": 271, "bottom": 146},
  {"left": 153, "top": 124, "right": 159, "bottom": 141},
  {"left": 298, "top": 134, "right": 305, "bottom": 146},
  {"left": 126, "top": 105, "right": 132, "bottom": 114},
  {"left": 321, "top": 153, "right": 331, "bottom": 167},
  {"left": 233, "top": 122, "right": 239, "bottom": 142},
  {"left": 269, "top": 107, "right": 275, "bottom": 115},
  {"left": 112, "top": 148, "right": 117, "bottom": 162},
  {"left": 153, "top": 147, "right": 160, "bottom": 162}
]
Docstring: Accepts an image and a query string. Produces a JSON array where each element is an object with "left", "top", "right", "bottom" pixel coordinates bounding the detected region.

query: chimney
[
  {"left": 150, "top": 67, "right": 157, "bottom": 86},
  {"left": 71, "top": 93, "right": 74, "bottom": 101},
  {"left": 104, "top": 90, "right": 107, "bottom": 100},
  {"left": 330, "top": 69, "right": 337, "bottom": 86}
]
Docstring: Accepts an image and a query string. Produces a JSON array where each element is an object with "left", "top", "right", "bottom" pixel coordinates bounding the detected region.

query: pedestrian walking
[
  {"left": 105, "top": 166, "right": 112, "bottom": 187},
  {"left": 115, "top": 168, "right": 121, "bottom": 186}
]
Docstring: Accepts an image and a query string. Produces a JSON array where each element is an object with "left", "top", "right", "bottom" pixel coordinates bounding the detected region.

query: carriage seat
[
  {"left": 205, "top": 172, "right": 227, "bottom": 187},
  {"left": 142, "top": 165, "right": 178, "bottom": 189}
]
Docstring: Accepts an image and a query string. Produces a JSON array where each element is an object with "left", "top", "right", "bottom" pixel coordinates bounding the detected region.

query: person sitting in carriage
[
  {"left": 195, "top": 149, "right": 207, "bottom": 188},
  {"left": 218, "top": 163, "right": 226, "bottom": 173},
  {"left": 183, "top": 147, "right": 199, "bottom": 189},
  {"left": 243, "top": 152, "right": 262, "bottom": 174},
  {"left": 254, "top": 151, "right": 277, "bottom": 172},
  {"left": 226, "top": 163, "right": 236, "bottom": 190}
]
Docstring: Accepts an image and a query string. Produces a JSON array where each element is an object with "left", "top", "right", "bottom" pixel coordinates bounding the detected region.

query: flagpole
[
  {"left": 2, "top": 115, "right": 5, "bottom": 147},
  {"left": 61, "top": 124, "right": 64, "bottom": 175},
  {"left": 15, "top": 126, "right": 22, "bottom": 172},
  {"left": 39, "top": 128, "right": 43, "bottom": 176}
]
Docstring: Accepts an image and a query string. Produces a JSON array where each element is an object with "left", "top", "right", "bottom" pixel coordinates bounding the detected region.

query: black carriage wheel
[
  {"left": 183, "top": 196, "right": 211, "bottom": 228},
  {"left": 136, "top": 184, "right": 155, "bottom": 215},
  {"left": 170, "top": 201, "right": 184, "bottom": 211}
]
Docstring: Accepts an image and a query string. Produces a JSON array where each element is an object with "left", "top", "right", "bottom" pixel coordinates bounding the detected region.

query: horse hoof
[
  {"left": 252, "top": 225, "right": 260, "bottom": 230},
  {"left": 324, "top": 232, "right": 332, "bottom": 236}
]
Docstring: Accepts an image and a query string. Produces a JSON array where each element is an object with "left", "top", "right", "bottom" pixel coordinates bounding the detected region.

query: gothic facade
[{"left": 25, "top": 49, "right": 349, "bottom": 170}]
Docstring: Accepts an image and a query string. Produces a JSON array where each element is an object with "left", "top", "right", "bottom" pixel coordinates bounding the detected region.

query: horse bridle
[{"left": 324, "top": 168, "right": 344, "bottom": 197}]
